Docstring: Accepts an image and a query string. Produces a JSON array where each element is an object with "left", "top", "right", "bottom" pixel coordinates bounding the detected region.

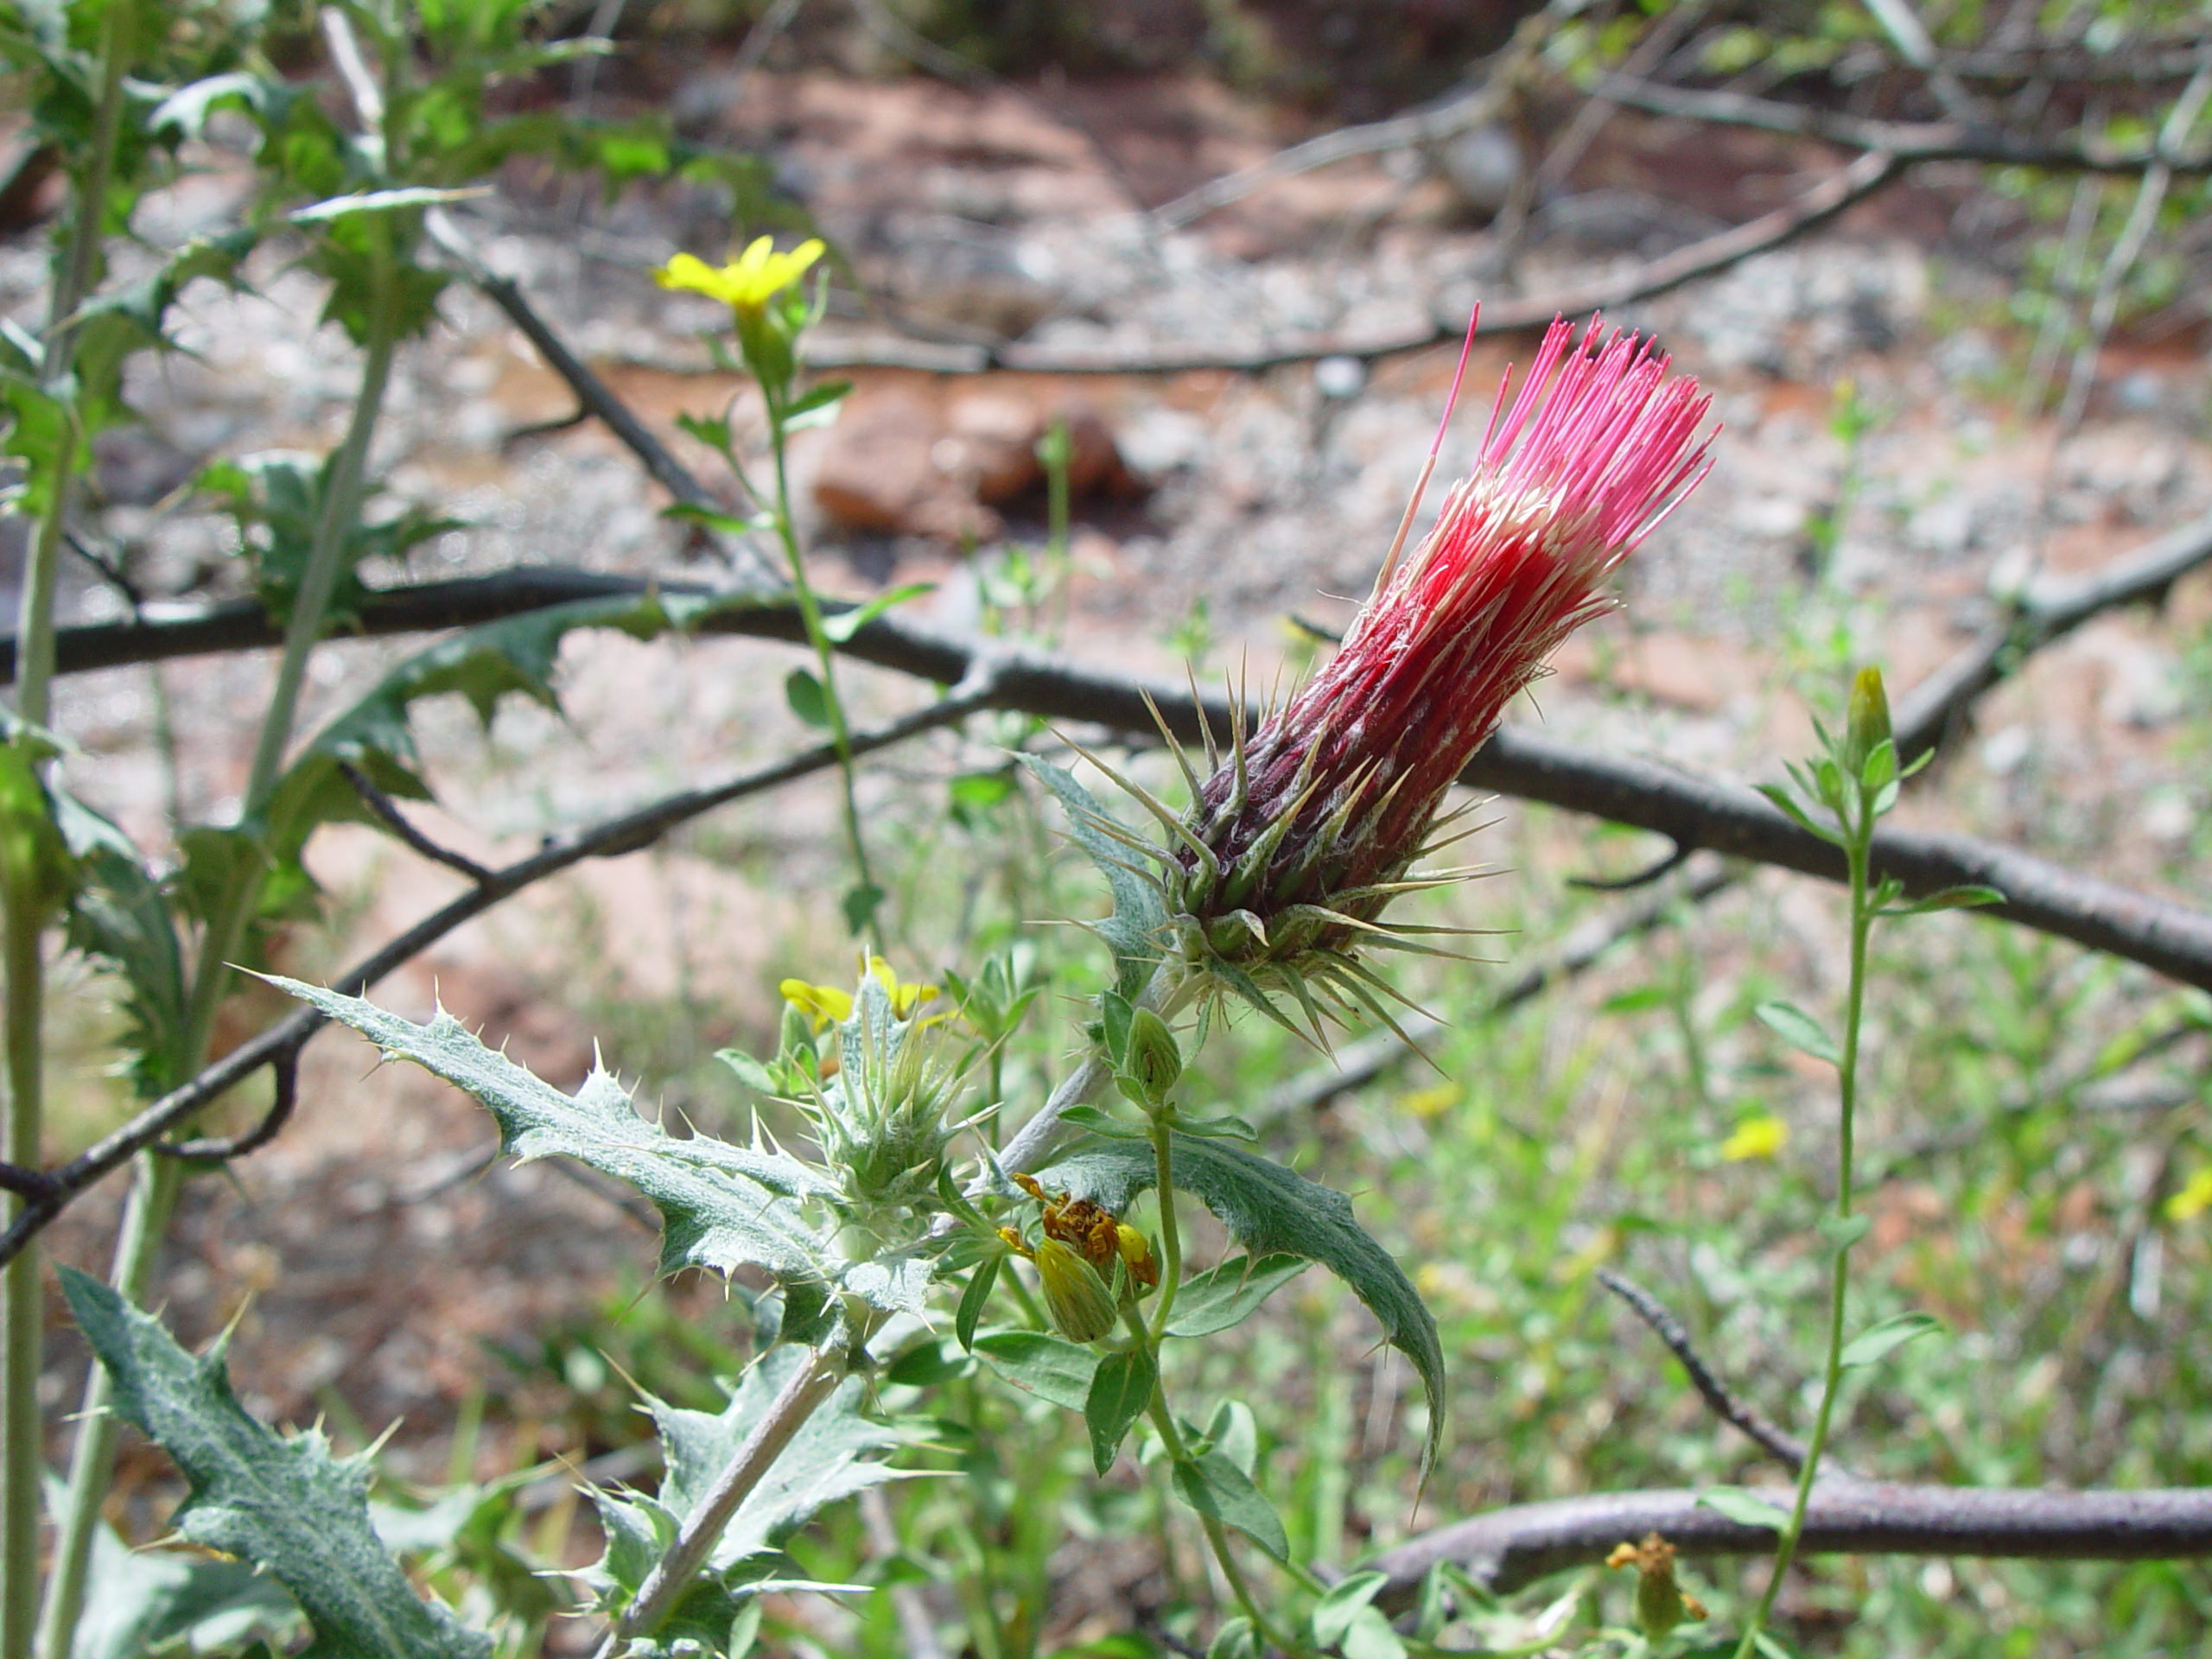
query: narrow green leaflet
[
  {"left": 1084, "top": 1345, "right": 1157, "bottom": 1475},
  {"left": 1019, "top": 756, "right": 1168, "bottom": 999},
  {"left": 266, "top": 978, "right": 834, "bottom": 1287},
  {"left": 1754, "top": 999, "right": 1840, "bottom": 1066},
  {"left": 1695, "top": 1487, "right": 1789, "bottom": 1532},
  {"left": 1839, "top": 1311, "right": 1942, "bottom": 1370},
  {"left": 57, "top": 1270, "right": 492, "bottom": 1659},
  {"left": 1170, "top": 1448, "right": 1288, "bottom": 1562},
  {"left": 1165, "top": 1255, "right": 1309, "bottom": 1338},
  {"left": 1044, "top": 1135, "right": 1446, "bottom": 1474}
]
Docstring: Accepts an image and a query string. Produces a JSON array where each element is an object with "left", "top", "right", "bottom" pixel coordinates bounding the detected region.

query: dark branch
[
  {"left": 1368, "top": 1482, "right": 2212, "bottom": 1603},
  {"left": 338, "top": 760, "right": 496, "bottom": 884},
  {"left": 160, "top": 1042, "right": 302, "bottom": 1162},
  {"left": 15, "top": 569, "right": 2212, "bottom": 992},
  {"left": 1594, "top": 1267, "right": 1811, "bottom": 1474},
  {"left": 0, "top": 676, "right": 1001, "bottom": 1268}
]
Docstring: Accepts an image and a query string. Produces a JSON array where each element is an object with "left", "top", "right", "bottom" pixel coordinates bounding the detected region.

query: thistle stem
[
  {"left": 1143, "top": 1388, "right": 1293, "bottom": 1652},
  {"left": 1147, "top": 1113, "right": 1185, "bottom": 1342},
  {"left": 1732, "top": 814, "right": 1873, "bottom": 1658}
]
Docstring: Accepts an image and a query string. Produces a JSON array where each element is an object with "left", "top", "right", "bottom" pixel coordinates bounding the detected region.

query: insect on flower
[{"left": 1081, "top": 313, "right": 1714, "bottom": 1039}]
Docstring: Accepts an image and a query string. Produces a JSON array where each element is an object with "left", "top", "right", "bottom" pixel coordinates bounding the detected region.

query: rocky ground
[{"left": 11, "top": 32, "right": 2212, "bottom": 1602}]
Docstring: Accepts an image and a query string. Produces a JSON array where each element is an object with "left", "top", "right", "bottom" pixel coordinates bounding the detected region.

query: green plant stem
[
  {"left": 1142, "top": 1388, "right": 1290, "bottom": 1653},
  {"left": 37, "top": 251, "right": 400, "bottom": 1659},
  {"left": 597, "top": 1344, "right": 848, "bottom": 1656},
  {"left": 4, "top": 10, "right": 133, "bottom": 1651},
  {"left": 1147, "top": 1112, "right": 1185, "bottom": 1341},
  {"left": 764, "top": 397, "right": 875, "bottom": 935},
  {"left": 2, "top": 907, "right": 47, "bottom": 1659},
  {"left": 1732, "top": 824, "right": 1872, "bottom": 1659}
]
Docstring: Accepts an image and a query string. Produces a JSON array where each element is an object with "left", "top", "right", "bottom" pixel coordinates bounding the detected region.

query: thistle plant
[{"left": 1072, "top": 317, "right": 1713, "bottom": 1042}]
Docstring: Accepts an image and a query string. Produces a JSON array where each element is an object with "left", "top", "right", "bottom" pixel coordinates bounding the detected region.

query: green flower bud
[
  {"left": 1845, "top": 664, "right": 1891, "bottom": 775},
  {"left": 1033, "top": 1237, "right": 1120, "bottom": 1344},
  {"left": 1123, "top": 1007, "right": 1183, "bottom": 1106}
]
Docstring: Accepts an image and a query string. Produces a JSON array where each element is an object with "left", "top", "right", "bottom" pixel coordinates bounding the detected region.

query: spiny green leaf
[
  {"left": 58, "top": 1269, "right": 492, "bottom": 1659},
  {"left": 1165, "top": 1254, "right": 1308, "bottom": 1338},
  {"left": 1019, "top": 755, "right": 1167, "bottom": 1000},
  {"left": 65, "top": 1486, "right": 302, "bottom": 1659},
  {"left": 1043, "top": 1135, "right": 1446, "bottom": 1475},
  {"left": 651, "top": 1348, "right": 911, "bottom": 1573},
  {"left": 264, "top": 977, "right": 836, "bottom": 1288}
]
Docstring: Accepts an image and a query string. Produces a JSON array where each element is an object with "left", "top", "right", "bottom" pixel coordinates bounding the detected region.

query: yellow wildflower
[
  {"left": 2167, "top": 1166, "right": 2212, "bottom": 1223},
  {"left": 779, "top": 956, "right": 938, "bottom": 1033},
  {"left": 1720, "top": 1115, "right": 1787, "bottom": 1162},
  {"left": 655, "top": 236, "right": 825, "bottom": 313}
]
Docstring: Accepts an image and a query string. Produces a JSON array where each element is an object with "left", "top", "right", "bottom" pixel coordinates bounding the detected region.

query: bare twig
[
  {"left": 336, "top": 761, "right": 496, "bottom": 884},
  {"left": 1363, "top": 1482, "right": 2212, "bottom": 1603},
  {"left": 1594, "top": 1267, "right": 1811, "bottom": 1474},
  {"left": 0, "top": 675, "right": 1002, "bottom": 1267},
  {"left": 158, "top": 1042, "right": 302, "bottom": 1162}
]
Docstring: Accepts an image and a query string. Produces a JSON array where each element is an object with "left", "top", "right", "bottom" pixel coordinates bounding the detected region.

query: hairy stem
[
  {"left": 1147, "top": 1112, "right": 1185, "bottom": 1341},
  {"left": 2, "top": 907, "right": 47, "bottom": 1659},
  {"left": 595, "top": 1346, "right": 847, "bottom": 1656},
  {"left": 1732, "top": 822, "right": 1872, "bottom": 1656}
]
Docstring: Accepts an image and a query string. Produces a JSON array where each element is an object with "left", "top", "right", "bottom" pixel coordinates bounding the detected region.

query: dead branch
[{"left": 1366, "top": 1482, "right": 2212, "bottom": 1603}]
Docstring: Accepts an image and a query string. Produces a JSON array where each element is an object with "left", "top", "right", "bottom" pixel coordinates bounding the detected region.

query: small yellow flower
[
  {"left": 867, "top": 955, "right": 940, "bottom": 1019},
  {"left": 1720, "top": 1115, "right": 1787, "bottom": 1162},
  {"left": 2167, "top": 1166, "right": 2212, "bottom": 1223},
  {"left": 656, "top": 237, "right": 824, "bottom": 313},
  {"left": 779, "top": 957, "right": 938, "bottom": 1033}
]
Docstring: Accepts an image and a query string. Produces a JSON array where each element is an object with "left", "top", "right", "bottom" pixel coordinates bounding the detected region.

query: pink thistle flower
[{"left": 1165, "top": 315, "right": 1714, "bottom": 1029}]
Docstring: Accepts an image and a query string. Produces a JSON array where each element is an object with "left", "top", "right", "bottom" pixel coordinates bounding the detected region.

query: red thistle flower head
[{"left": 1165, "top": 315, "right": 1713, "bottom": 1029}]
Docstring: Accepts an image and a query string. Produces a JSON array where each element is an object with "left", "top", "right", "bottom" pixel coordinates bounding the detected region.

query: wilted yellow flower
[
  {"left": 1720, "top": 1115, "right": 1788, "bottom": 1162},
  {"left": 1031, "top": 1236, "right": 1120, "bottom": 1344},
  {"left": 656, "top": 236, "right": 825, "bottom": 313},
  {"left": 2167, "top": 1166, "right": 2212, "bottom": 1222}
]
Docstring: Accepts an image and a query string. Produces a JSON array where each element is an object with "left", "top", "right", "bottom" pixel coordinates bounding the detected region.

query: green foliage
[
  {"left": 56, "top": 1268, "right": 493, "bottom": 1659},
  {"left": 1043, "top": 1133, "right": 1446, "bottom": 1476},
  {"left": 1020, "top": 755, "right": 1168, "bottom": 1000}
]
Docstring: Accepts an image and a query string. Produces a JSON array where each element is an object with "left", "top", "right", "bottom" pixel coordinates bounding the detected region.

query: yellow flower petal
[
  {"left": 1720, "top": 1115, "right": 1787, "bottom": 1162},
  {"left": 779, "top": 977, "right": 853, "bottom": 1031},
  {"left": 2167, "top": 1166, "right": 2212, "bottom": 1223},
  {"left": 654, "top": 236, "right": 824, "bottom": 313}
]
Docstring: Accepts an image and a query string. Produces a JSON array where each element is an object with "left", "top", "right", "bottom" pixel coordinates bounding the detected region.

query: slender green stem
[
  {"left": 765, "top": 399, "right": 875, "bottom": 935},
  {"left": 4, "top": 10, "right": 135, "bottom": 1650},
  {"left": 1142, "top": 1387, "right": 1291, "bottom": 1652},
  {"left": 2, "top": 907, "right": 48, "bottom": 1659},
  {"left": 1732, "top": 822, "right": 1873, "bottom": 1659},
  {"left": 1147, "top": 1113, "right": 1185, "bottom": 1342}
]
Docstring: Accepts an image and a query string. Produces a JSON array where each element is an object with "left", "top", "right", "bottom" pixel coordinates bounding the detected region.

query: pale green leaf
[
  {"left": 1311, "top": 1572, "right": 1389, "bottom": 1647},
  {"left": 58, "top": 1269, "right": 492, "bottom": 1659},
  {"left": 264, "top": 978, "right": 835, "bottom": 1287}
]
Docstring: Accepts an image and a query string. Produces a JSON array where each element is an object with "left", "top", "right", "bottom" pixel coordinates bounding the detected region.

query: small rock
[
  {"left": 1313, "top": 354, "right": 1366, "bottom": 399},
  {"left": 812, "top": 389, "right": 1004, "bottom": 542},
  {"left": 1434, "top": 123, "right": 1522, "bottom": 218}
]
